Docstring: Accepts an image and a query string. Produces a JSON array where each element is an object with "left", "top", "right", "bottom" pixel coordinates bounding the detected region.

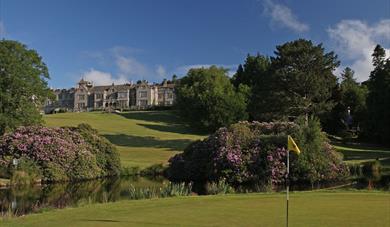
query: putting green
[{"left": 2, "top": 192, "right": 389, "bottom": 226}]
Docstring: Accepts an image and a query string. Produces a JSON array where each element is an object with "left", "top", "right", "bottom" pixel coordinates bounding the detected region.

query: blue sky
[{"left": 1, "top": 0, "right": 389, "bottom": 87}]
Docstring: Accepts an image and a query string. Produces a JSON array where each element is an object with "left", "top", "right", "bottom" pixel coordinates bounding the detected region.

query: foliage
[
  {"left": 175, "top": 66, "right": 248, "bottom": 132},
  {"left": 362, "top": 160, "right": 381, "bottom": 181},
  {"left": 71, "top": 123, "right": 121, "bottom": 176},
  {"left": 365, "top": 45, "right": 390, "bottom": 145},
  {"left": 290, "top": 117, "right": 349, "bottom": 184},
  {"left": 126, "top": 182, "right": 192, "bottom": 200},
  {"left": 140, "top": 163, "right": 165, "bottom": 177},
  {"left": 167, "top": 119, "right": 348, "bottom": 187},
  {"left": 0, "top": 40, "right": 53, "bottom": 135},
  {"left": 205, "top": 178, "right": 235, "bottom": 195},
  {"left": 120, "top": 166, "right": 140, "bottom": 176},
  {"left": 269, "top": 39, "right": 339, "bottom": 120},
  {"left": 323, "top": 67, "right": 368, "bottom": 135},
  {"left": 10, "top": 158, "right": 41, "bottom": 185},
  {"left": 347, "top": 163, "right": 363, "bottom": 178},
  {"left": 233, "top": 39, "right": 339, "bottom": 122},
  {"left": 231, "top": 54, "right": 275, "bottom": 120},
  {"left": 231, "top": 54, "right": 271, "bottom": 89},
  {"left": 0, "top": 125, "right": 120, "bottom": 182}
]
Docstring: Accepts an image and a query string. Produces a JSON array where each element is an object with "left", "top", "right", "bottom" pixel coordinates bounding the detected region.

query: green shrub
[
  {"left": 72, "top": 123, "right": 121, "bottom": 176},
  {"left": 168, "top": 119, "right": 349, "bottom": 188},
  {"left": 0, "top": 124, "right": 121, "bottom": 183},
  {"left": 362, "top": 160, "right": 381, "bottom": 181},
  {"left": 10, "top": 158, "right": 41, "bottom": 185},
  {"left": 206, "top": 179, "right": 235, "bottom": 195},
  {"left": 121, "top": 166, "right": 140, "bottom": 176},
  {"left": 126, "top": 182, "right": 192, "bottom": 200},
  {"left": 160, "top": 182, "right": 193, "bottom": 197},
  {"left": 41, "top": 162, "right": 69, "bottom": 182},
  {"left": 347, "top": 163, "right": 363, "bottom": 177},
  {"left": 291, "top": 117, "right": 350, "bottom": 184},
  {"left": 69, "top": 152, "right": 101, "bottom": 180},
  {"left": 140, "top": 164, "right": 165, "bottom": 177}
]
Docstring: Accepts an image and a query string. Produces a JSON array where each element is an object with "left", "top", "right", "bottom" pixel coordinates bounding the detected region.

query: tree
[
  {"left": 0, "top": 40, "right": 52, "bottom": 135},
  {"left": 323, "top": 67, "right": 368, "bottom": 134},
  {"left": 175, "top": 66, "right": 248, "bottom": 132},
  {"left": 231, "top": 54, "right": 271, "bottom": 89},
  {"left": 231, "top": 54, "right": 272, "bottom": 120},
  {"left": 365, "top": 45, "right": 390, "bottom": 144},
  {"left": 339, "top": 67, "right": 367, "bottom": 128},
  {"left": 269, "top": 39, "right": 339, "bottom": 121}
]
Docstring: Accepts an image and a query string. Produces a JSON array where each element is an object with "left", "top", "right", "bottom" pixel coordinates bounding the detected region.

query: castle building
[{"left": 44, "top": 79, "right": 175, "bottom": 113}]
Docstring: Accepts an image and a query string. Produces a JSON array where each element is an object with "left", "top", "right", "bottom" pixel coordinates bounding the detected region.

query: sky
[{"left": 0, "top": 0, "right": 389, "bottom": 88}]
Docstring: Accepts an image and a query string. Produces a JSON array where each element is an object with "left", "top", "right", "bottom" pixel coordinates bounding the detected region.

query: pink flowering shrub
[
  {"left": 0, "top": 124, "right": 120, "bottom": 182},
  {"left": 167, "top": 119, "right": 349, "bottom": 187}
]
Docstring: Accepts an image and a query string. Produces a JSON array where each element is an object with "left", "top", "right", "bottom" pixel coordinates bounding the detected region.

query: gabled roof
[{"left": 91, "top": 84, "right": 134, "bottom": 92}]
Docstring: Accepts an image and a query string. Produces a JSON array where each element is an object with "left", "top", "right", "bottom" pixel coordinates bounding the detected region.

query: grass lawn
[
  {"left": 334, "top": 142, "right": 390, "bottom": 173},
  {"left": 44, "top": 111, "right": 205, "bottom": 168},
  {"left": 2, "top": 192, "right": 389, "bottom": 227}
]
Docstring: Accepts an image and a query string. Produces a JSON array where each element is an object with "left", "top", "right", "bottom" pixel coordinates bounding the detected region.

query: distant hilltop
[{"left": 44, "top": 78, "right": 175, "bottom": 113}]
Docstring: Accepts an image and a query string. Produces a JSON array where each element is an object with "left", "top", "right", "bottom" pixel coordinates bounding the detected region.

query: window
[
  {"left": 167, "top": 92, "right": 173, "bottom": 99},
  {"left": 78, "top": 103, "right": 85, "bottom": 108},
  {"left": 158, "top": 92, "right": 164, "bottom": 99},
  {"left": 139, "top": 100, "right": 148, "bottom": 106},
  {"left": 78, "top": 95, "right": 85, "bottom": 100},
  {"left": 96, "top": 93, "right": 103, "bottom": 99},
  {"left": 139, "top": 91, "right": 147, "bottom": 98},
  {"left": 118, "top": 92, "right": 127, "bottom": 98}
]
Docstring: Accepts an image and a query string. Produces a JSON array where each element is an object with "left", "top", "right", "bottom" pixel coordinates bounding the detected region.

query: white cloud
[
  {"left": 175, "top": 64, "right": 238, "bottom": 77},
  {"left": 0, "top": 21, "right": 6, "bottom": 37},
  {"left": 80, "top": 46, "right": 153, "bottom": 84},
  {"left": 115, "top": 55, "right": 148, "bottom": 77},
  {"left": 156, "top": 65, "right": 167, "bottom": 78},
  {"left": 82, "top": 69, "right": 128, "bottom": 86},
  {"left": 327, "top": 19, "right": 390, "bottom": 82},
  {"left": 263, "top": 0, "right": 309, "bottom": 33}
]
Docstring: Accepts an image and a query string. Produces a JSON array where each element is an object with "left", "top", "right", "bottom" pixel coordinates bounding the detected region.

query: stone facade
[{"left": 45, "top": 79, "right": 175, "bottom": 113}]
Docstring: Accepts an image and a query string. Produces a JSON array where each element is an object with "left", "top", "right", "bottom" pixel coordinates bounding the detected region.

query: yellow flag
[{"left": 288, "top": 135, "right": 301, "bottom": 154}]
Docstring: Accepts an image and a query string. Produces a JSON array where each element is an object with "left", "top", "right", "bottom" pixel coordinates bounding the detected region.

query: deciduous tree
[
  {"left": 175, "top": 66, "right": 248, "bottom": 132},
  {"left": 0, "top": 40, "right": 52, "bottom": 135}
]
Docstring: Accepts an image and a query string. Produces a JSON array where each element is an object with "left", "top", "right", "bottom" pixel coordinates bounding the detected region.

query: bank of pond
[{"left": 1, "top": 173, "right": 389, "bottom": 217}]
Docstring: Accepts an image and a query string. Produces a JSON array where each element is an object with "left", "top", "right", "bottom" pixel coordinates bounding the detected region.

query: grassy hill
[
  {"left": 3, "top": 192, "right": 389, "bottom": 226},
  {"left": 44, "top": 111, "right": 205, "bottom": 168},
  {"left": 44, "top": 111, "right": 390, "bottom": 171}
]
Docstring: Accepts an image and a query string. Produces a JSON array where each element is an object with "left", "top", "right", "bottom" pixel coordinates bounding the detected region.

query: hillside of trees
[{"left": 174, "top": 39, "right": 390, "bottom": 145}]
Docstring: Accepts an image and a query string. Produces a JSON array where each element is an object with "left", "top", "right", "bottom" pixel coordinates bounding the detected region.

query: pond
[
  {"left": 1, "top": 175, "right": 389, "bottom": 216},
  {"left": 0, "top": 176, "right": 167, "bottom": 216}
]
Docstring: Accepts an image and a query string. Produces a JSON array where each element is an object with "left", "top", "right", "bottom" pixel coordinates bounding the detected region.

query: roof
[{"left": 91, "top": 84, "right": 134, "bottom": 92}]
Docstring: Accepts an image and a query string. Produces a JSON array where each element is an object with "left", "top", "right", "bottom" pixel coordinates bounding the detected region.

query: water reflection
[
  {"left": 1, "top": 174, "right": 388, "bottom": 216},
  {"left": 0, "top": 176, "right": 166, "bottom": 215}
]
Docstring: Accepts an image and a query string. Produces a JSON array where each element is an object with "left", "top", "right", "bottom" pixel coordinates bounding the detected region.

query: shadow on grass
[
  {"left": 103, "top": 134, "right": 194, "bottom": 151},
  {"left": 81, "top": 219, "right": 121, "bottom": 223},
  {"left": 118, "top": 111, "right": 180, "bottom": 124},
  {"left": 137, "top": 123, "right": 202, "bottom": 135},
  {"left": 118, "top": 111, "right": 206, "bottom": 135}
]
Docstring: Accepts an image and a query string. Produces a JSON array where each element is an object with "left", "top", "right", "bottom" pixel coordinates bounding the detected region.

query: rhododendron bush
[
  {"left": 167, "top": 119, "right": 349, "bottom": 187},
  {"left": 0, "top": 124, "right": 120, "bottom": 182}
]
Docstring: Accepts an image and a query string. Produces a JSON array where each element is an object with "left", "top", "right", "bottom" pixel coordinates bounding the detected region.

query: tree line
[
  {"left": 175, "top": 39, "right": 390, "bottom": 145},
  {"left": 0, "top": 39, "right": 389, "bottom": 145}
]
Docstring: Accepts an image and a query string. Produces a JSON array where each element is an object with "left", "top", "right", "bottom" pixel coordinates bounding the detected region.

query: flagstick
[{"left": 286, "top": 147, "right": 289, "bottom": 227}]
